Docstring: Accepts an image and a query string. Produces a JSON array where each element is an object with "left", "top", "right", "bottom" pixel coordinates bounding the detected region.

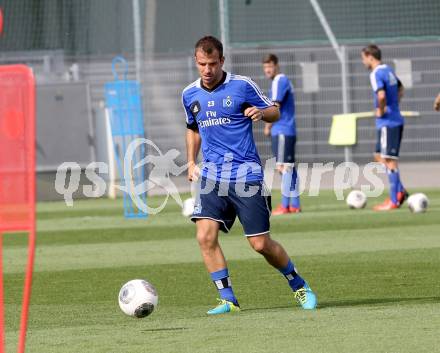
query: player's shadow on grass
[
  {"left": 318, "top": 296, "right": 440, "bottom": 309},
  {"left": 141, "top": 327, "right": 188, "bottom": 333},
  {"left": 243, "top": 296, "right": 440, "bottom": 312}
]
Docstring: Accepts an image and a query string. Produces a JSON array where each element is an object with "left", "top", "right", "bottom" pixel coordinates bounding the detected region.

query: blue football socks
[
  {"left": 388, "top": 169, "right": 400, "bottom": 204},
  {"left": 281, "top": 169, "right": 300, "bottom": 208},
  {"left": 279, "top": 259, "right": 305, "bottom": 291},
  {"left": 395, "top": 169, "right": 405, "bottom": 193},
  {"left": 289, "top": 168, "right": 300, "bottom": 208},
  {"left": 281, "top": 171, "right": 291, "bottom": 208},
  {"left": 210, "top": 268, "right": 238, "bottom": 305}
]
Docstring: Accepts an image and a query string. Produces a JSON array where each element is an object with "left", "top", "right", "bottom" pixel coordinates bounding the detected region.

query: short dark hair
[
  {"left": 362, "top": 44, "right": 381, "bottom": 60},
  {"left": 263, "top": 53, "right": 279, "bottom": 65},
  {"left": 195, "top": 36, "right": 223, "bottom": 58}
]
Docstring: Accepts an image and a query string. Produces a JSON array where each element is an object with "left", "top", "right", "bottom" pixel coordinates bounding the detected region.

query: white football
[
  {"left": 407, "top": 193, "right": 429, "bottom": 213},
  {"left": 346, "top": 190, "right": 367, "bottom": 209},
  {"left": 182, "top": 197, "right": 195, "bottom": 217},
  {"left": 118, "top": 279, "right": 158, "bottom": 318}
]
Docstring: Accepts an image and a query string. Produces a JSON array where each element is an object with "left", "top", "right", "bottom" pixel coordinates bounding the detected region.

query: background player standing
[
  {"left": 361, "top": 45, "right": 408, "bottom": 211},
  {"left": 262, "top": 54, "right": 301, "bottom": 215},
  {"left": 182, "top": 36, "right": 317, "bottom": 315}
]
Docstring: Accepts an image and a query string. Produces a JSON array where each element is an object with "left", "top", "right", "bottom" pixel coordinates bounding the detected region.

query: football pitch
[{"left": 3, "top": 189, "right": 440, "bottom": 353}]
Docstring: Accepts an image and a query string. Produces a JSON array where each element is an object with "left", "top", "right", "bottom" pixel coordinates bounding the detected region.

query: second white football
[
  {"left": 346, "top": 190, "right": 367, "bottom": 209},
  {"left": 407, "top": 193, "right": 429, "bottom": 213}
]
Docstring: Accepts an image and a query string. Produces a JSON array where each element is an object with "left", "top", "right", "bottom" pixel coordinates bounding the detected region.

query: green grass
[{"left": 3, "top": 190, "right": 440, "bottom": 353}]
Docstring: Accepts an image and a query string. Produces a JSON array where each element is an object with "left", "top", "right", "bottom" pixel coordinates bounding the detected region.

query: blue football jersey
[
  {"left": 369, "top": 64, "right": 404, "bottom": 129},
  {"left": 182, "top": 72, "right": 273, "bottom": 182},
  {"left": 268, "top": 74, "right": 296, "bottom": 136}
]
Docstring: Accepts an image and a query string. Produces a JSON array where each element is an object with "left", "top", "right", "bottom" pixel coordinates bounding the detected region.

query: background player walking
[
  {"left": 361, "top": 44, "right": 409, "bottom": 211},
  {"left": 262, "top": 54, "right": 301, "bottom": 215},
  {"left": 182, "top": 36, "right": 317, "bottom": 314}
]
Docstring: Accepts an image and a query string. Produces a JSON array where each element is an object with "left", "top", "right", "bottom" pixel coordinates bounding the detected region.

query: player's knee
[
  {"left": 283, "top": 164, "right": 294, "bottom": 173},
  {"left": 385, "top": 159, "right": 398, "bottom": 170},
  {"left": 196, "top": 228, "right": 218, "bottom": 249},
  {"left": 249, "top": 234, "right": 271, "bottom": 254},
  {"left": 373, "top": 154, "right": 382, "bottom": 163}
]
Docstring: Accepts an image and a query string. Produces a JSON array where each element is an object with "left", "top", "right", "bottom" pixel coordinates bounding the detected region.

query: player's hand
[
  {"left": 263, "top": 124, "right": 271, "bottom": 136},
  {"left": 375, "top": 107, "right": 386, "bottom": 118},
  {"left": 244, "top": 106, "right": 264, "bottom": 122},
  {"left": 187, "top": 162, "right": 200, "bottom": 182},
  {"left": 434, "top": 94, "right": 440, "bottom": 111}
]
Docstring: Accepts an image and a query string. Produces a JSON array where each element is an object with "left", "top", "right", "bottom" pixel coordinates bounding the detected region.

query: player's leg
[
  {"left": 384, "top": 157, "right": 407, "bottom": 206},
  {"left": 247, "top": 233, "right": 317, "bottom": 309},
  {"left": 195, "top": 219, "right": 239, "bottom": 313},
  {"left": 195, "top": 219, "right": 226, "bottom": 272},
  {"left": 387, "top": 125, "right": 407, "bottom": 204},
  {"left": 191, "top": 178, "right": 240, "bottom": 314},
  {"left": 289, "top": 166, "right": 300, "bottom": 212},
  {"left": 373, "top": 131, "right": 392, "bottom": 203},
  {"left": 374, "top": 125, "right": 407, "bottom": 210},
  {"left": 231, "top": 183, "right": 317, "bottom": 309},
  {"left": 385, "top": 158, "right": 399, "bottom": 206},
  {"left": 246, "top": 233, "right": 304, "bottom": 287},
  {"left": 277, "top": 163, "right": 301, "bottom": 213},
  {"left": 272, "top": 134, "right": 291, "bottom": 215},
  {"left": 374, "top": 127, "right": 387, "bottom": 164},
  {"left": 374, "top": 153, "right": 385, "bottom": 164},
  {"left": 286, "top": 136, "right": 300, "bottom": 212}
]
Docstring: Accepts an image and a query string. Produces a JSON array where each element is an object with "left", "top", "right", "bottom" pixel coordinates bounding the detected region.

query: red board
[{"left": 0, "top": 65, "right": 36, "bottom": 232}]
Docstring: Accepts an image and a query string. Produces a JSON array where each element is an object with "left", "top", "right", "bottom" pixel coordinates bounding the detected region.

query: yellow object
[{"left": 328, "top": 111, "right": 420, "bottom": 146}]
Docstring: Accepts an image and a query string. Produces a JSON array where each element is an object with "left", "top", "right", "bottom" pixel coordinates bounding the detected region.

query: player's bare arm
[
  {"left": 186, "top": 128, "right": 201, "bottom": 181},
  {"left": 376, "top": 89, "right": 387, "bottom": 117},
  {"left": 434, "top": 93, "right": 440, "bottom": 111},
  {"left": 263, "top": 103, "right": 280, "bottom": 135},
  {"left": 264, "top": 122, "right": 273, "bottom": 136},
  {"left": 244, "top": 105, "right": 279, "bottom": 123}
]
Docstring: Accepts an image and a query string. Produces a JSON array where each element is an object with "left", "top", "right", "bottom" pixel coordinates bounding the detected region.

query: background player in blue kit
[
  {"left": 262, "top": 54, "right": 301, "bottom": 215},
  {"left": 361, "top": 45, "right": 409, "bottom": 211},
  {"left": 182, "top": 36, "right": 317, "bottom": 314}
]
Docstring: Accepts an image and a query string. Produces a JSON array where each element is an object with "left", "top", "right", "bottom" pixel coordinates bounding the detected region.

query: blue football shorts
[
  {"left": 375, "top": 125, "right": 404, "bottom": 159},
  {"left": 191, "top": 177, "right": 272, "bottom": 236},
  {"left": 271, "top": 134, "right": 296, "bottom": 165}
]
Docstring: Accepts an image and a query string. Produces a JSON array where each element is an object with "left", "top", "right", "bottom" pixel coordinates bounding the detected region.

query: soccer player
[
  {"left": 361, "top": 44, "right": 408, "bottom": 211},
  {"left": 262, "top": 54, "right": 300, "bottom": 215},
  {"left": 182, "top": 36, "right": 317, "bottom": 314}
]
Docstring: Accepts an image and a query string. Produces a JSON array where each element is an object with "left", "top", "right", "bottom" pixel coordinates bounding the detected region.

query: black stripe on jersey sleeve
[{"left": 186, "top": 121, "right": 199, "bottom": 131}]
